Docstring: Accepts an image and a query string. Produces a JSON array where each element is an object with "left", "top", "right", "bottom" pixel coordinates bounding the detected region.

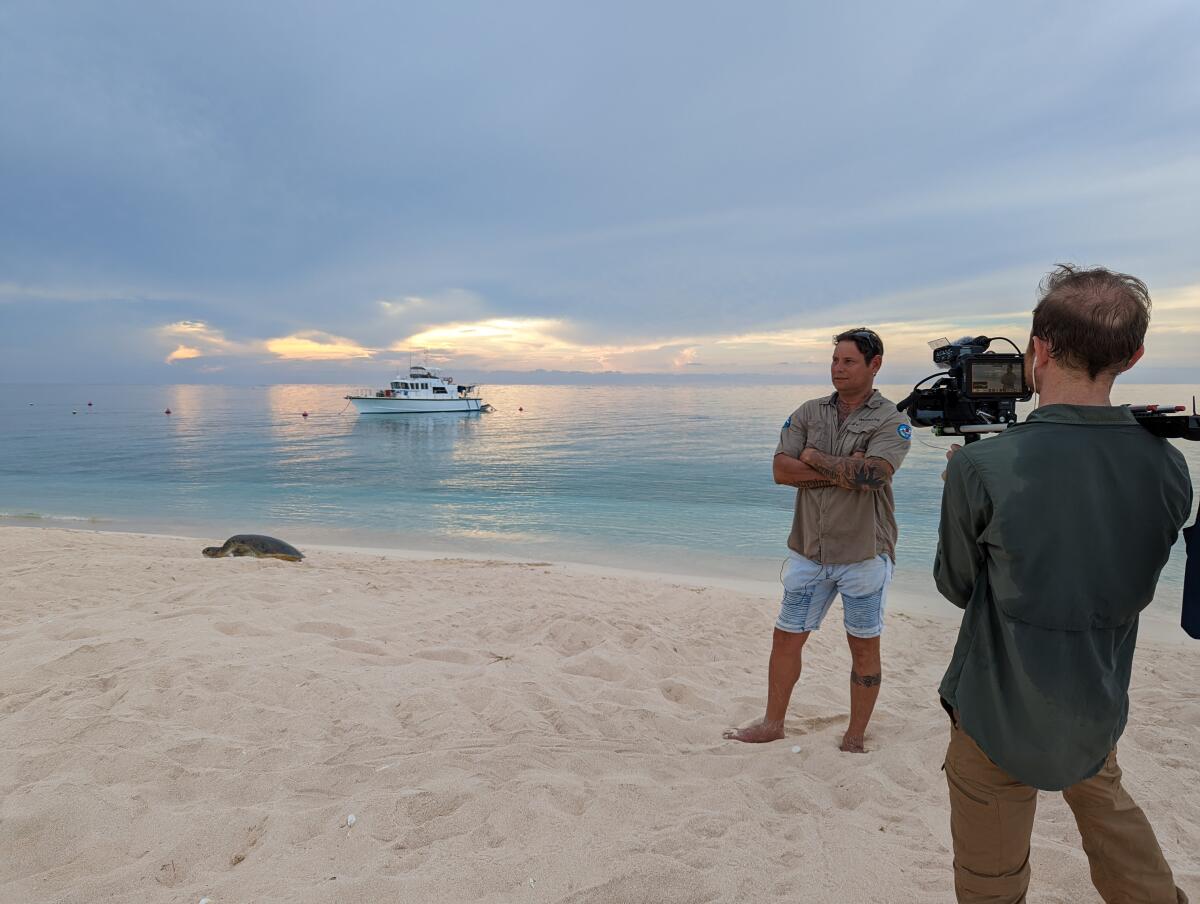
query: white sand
[{"left": 1, "top": 526, "right": 1196, "bottom": 903}]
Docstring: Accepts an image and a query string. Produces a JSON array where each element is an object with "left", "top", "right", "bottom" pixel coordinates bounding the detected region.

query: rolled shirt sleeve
[
  {"left": 775, "top": 406, "right": 808, "bottom": 458},
  {"left": 865, "top": 410, "right": 912, "bottom": 472},
  {"left": 934, "top": 452, "right": 991, "bottom": 609}
]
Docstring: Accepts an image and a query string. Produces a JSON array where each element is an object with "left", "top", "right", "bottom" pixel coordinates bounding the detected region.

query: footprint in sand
[
  {"left": 229, "top": 816, "right": 268, "bottom": 867},
  {"left": 213, "top": 621, "right": 273, "bottom": 637},
  {"left": 411, "top": 647, "right": 476, "bottom": 664},
  {"left": 155, "top": 859, "right": 186, "bottom": 888},
  {"left": 293, "top": 621, "right": 356, "bottom": 639},
  {"left": 561, "top": 651, "right": 624, "bottom": 682},
  {"left": 44, "top": 639, "right": 144, "bottom": 676},
  {"left": 657, "top": 679, "right": 711, "bottom": 707},
  {"left": 798, "top": 713, "right": 844, "bottom": 731},
  {"left": 400, "top": 789, "right": 468, "bottom": 824},
  {"left": 332, "top": 639, "right": 390, "bottom": 657}
]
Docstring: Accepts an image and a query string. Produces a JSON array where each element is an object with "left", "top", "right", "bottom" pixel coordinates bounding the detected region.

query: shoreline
[{"left": 2, "top": 520, "right": 1191, "bottom": 645}]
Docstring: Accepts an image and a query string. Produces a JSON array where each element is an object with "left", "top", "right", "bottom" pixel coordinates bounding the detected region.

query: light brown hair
[{"left": 1032, "top": 264, "right": 1151, "bottom": 380}]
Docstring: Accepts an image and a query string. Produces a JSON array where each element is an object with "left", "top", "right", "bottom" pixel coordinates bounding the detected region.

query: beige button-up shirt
[{"left": 774, "top": 390, "right": 911, "bottom": 565}]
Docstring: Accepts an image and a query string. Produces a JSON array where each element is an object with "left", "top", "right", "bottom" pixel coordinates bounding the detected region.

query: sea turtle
[{"left": 202, "top": 534, "right": 305, "bottom": 562}]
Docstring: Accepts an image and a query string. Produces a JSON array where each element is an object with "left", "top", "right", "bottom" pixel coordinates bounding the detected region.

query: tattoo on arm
[
  {"left": 789, "top": 477, "right": 837, "bottom": 489},
  {"left": 804, "top": 449, "right": 893, "bottom": 491},
  {"left": 851, "top": 670, "right": 882, "bottom": 688},
  {"left": 775, "top": 453, "right": 838, "bottom": 489}
]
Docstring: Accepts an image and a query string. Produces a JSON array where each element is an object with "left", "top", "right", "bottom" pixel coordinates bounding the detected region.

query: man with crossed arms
[{"left": 725, "top": 327, "right": 911, "bottom": 752}]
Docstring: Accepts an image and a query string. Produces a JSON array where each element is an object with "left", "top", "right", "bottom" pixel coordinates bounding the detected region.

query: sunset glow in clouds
[
  {"left": 150, "top": 278, "right": 1200, "bottom": 378},
  {"left": 263, "top": 332, "right": 372, "bottom": 361}
]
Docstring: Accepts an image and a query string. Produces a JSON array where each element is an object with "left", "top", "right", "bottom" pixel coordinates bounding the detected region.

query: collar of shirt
[
  {"left": 1023, "top": 404, "right": 1139, "bottom": 427},
  {"left": 821, "top": 389, "right": 884, "bottom": 410}
]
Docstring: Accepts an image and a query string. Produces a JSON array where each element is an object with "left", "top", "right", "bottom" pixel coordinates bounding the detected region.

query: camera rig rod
[{"left": 1129, "top": 398, "right": 1200, "bottom": 441}]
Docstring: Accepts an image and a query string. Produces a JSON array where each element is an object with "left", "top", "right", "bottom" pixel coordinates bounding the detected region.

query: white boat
[{"left": 346, "top": 365, "right": 487, "bottom": 414}]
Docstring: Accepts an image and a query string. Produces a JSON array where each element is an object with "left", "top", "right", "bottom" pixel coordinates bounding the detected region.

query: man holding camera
[
  {"left": 725, "top": 327, "right": 911, "bottom": 753},
  {"left": 937, "top": 266, "right": 1193, "bottom": 902}
]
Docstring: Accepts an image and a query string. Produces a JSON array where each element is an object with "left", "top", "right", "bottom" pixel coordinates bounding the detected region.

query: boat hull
[{"left": 348, "top": 396, "right": 483, "bottom": 414}]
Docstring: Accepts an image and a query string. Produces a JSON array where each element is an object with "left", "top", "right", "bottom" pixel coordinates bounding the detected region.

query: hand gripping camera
[{"left": 896, "top": 336, "right": 1031, "bottom": 444}]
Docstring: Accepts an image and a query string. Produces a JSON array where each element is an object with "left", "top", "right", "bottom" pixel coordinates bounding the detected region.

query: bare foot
[
  {"left": 839, "top": 732, "right": 866, "bottom": 753},
  {"left": 723, "top": 718, "right": 785, "bottom": 743}
]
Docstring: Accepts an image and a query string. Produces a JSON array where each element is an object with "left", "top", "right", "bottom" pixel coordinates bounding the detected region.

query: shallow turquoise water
[{"left": 2, "top": 382, "right": 1196, "bottom": 618}]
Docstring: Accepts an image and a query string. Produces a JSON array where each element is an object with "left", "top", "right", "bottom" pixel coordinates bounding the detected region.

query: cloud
[
  {"left": 158, "top": 320, "right": 373, "bottom": 364},
  {"left": 165, "top": 344, "right": 201, "bottom": 364},
  {"left": 263, "top": 331, "right": 374, "bottom": 361},
  {"left": 379, "top": 289, "right": 486, "bottom": 320},
  {"left": 379, "top": 297, "right": 430, "bottom": 316},
  {"left": 1142, "top": 283, "right": 1200, "bottom": 373},
  {"left": 400, "top": 316, "right": 563, "bottom": 347},
  {"left": 395, "top": 317, "right": 711, "bottom": 372},
  {"left": 157, "top": 320, "right": 244, "bottom": 358},
  {"left": 141, "top": 272, "right": 1200, "bottom": 380},
  {"left": 1154, "top": 283, "right": 1200, "bottom": 322},
  {"left": 672, "top": 346, "right": 700, "bottom": 368},
  {"left": 166, "top": 320, "right": 223, "bottom": 338}
]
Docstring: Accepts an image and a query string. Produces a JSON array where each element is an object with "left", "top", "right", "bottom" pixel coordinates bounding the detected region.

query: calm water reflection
[{"left": 1, "top": 382, "right": 1196, "bottom": 625}]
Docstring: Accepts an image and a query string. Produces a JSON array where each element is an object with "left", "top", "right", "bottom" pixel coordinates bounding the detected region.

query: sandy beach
[{"left": 1, "top": 525, "right": 1197, "bottom": 903}]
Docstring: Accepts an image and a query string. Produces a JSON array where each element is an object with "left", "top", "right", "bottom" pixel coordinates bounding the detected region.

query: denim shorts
[{"left": 776, "top": 551, "right": 893, "bottom": 638}]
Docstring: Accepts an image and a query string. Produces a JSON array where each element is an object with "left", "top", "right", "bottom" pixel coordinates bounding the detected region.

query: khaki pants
[{"left": 944, "top": 721, "right": 1187, "bottom": 903}]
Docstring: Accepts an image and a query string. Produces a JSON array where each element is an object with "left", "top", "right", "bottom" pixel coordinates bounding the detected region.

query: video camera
[
  {"left": 896, "top": 336, "right": 1031, "bottom": 443},
  {"left": 897, "top": 334, "right": 1200, "bottom": 444}
]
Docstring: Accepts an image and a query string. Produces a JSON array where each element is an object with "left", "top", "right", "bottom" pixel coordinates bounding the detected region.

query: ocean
[{"left": 2, "top": 381, "right": 1197, "bottom": 629}]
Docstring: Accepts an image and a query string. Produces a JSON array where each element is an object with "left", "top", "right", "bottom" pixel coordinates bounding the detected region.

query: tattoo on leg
[{"left": 851, "top": 670, "right": 882, "bottom": 688}]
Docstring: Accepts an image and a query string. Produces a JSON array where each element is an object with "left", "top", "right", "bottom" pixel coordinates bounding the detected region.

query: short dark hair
[
  {"left": 833, "top": 327, "right": 883, "bottom": 365},
  {"left": 1032, "top": 264, "right": 1151, "bottom": 380}
]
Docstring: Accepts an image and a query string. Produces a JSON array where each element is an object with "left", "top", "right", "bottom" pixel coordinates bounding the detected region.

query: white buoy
[
  {"left": 791, "top": 745, "right": 802, "bottom": 753},
  {"left": 346, "top": 814, "right": 356, "bottom": 827},
  {"left": 199, "top": 898, "right": 212, "bottom": 904}
]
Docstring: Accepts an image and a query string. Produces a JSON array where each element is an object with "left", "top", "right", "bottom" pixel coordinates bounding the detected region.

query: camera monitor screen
[{"left": 965, "top": 358, "right": 1026, "bottom": 398}]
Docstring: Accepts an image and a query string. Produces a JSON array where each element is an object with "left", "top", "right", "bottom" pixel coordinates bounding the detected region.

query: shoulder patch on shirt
[
  {"left": 783, "top": 416, "right": 791, "bottom": 429},
  {"left": 897, "top": 423, "right": 912, "bottom": 441}
]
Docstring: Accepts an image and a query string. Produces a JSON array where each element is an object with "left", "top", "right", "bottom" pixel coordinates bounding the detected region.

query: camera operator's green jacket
[{"left": 936, "top": 403, "right": 1192, "bottom": 791}]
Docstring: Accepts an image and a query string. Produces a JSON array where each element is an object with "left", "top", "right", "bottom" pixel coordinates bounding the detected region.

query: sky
[{"left": 2, "top": 0, "right": 1198, "bottom": 385}]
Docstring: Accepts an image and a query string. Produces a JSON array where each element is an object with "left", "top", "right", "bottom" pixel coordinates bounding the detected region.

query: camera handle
[{"left": 951, "top": 424, "right": 1010, "bottom": 442}]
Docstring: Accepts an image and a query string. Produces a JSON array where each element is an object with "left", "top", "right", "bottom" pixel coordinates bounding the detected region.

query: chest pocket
[{"left": 839, "top": 420, "right": 880, "bottom": 456}]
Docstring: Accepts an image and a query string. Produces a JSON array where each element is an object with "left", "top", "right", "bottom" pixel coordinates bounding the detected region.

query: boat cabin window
[
  {"left": 433, "top": 386, "right": 448, "bottom": 394},
  {"left": 391, "top": 382, "right": 401, "bottom": 389}
]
